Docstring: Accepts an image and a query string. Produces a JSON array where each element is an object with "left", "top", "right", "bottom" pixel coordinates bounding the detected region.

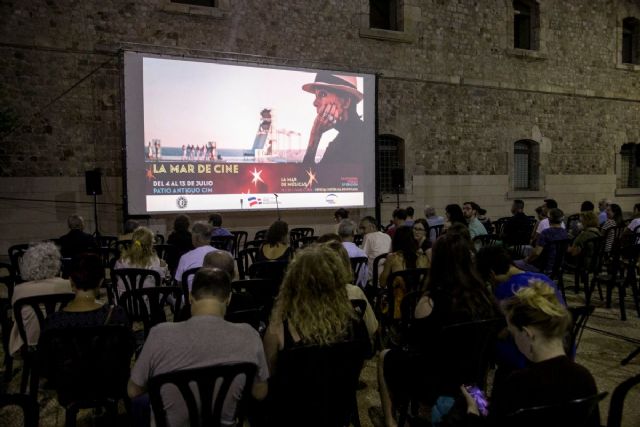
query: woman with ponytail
[
  {"left": 460, "top": 281, "right": 599, "bottom": 426},
  {"left": 114, "top": 226, "right": 167, "bottom": 296}
]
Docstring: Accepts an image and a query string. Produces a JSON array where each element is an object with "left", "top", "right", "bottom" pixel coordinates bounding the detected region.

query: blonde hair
[
  {"left": 121, "top": 226, "right": 156, "bottom": 267},
  {"left": 579, "top": 211, "right": 599, "bottom": 229},
  {"left": 503, "top": 281, "right": 571, "bottom": 339},
  {"left": 273, "top": 244, "right": 355, "bottom": 346}
]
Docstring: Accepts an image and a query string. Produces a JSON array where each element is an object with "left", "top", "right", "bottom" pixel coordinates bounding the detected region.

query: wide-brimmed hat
[{"left": 302, "top": 72, "right": 363, "bottom": 102}]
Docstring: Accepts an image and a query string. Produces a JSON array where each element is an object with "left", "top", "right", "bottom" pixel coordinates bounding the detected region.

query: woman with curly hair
[
  {"left": 9, "top": 241, "right": 73, "bottom": 356},
  {"left": 378, "top": 232, "right": 497, "bottom": 427},
  {"left": 114, "top": 226, "right": 167, "bottom": 296},
  {"left": 257, "top": 220, "right": 291, "bottom": 262}
]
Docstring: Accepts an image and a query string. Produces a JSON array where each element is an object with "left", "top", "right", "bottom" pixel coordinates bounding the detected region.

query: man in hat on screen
[{"left": 302, "top": 72, "right": 365, "bottom": 165}]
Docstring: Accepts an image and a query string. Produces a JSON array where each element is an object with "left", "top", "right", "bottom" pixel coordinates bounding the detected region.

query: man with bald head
[
  {"left": 203, "top": 250, "right": 236, "bottom": 280},
  {"left": 175, "top": 222, "right": 218, "bottom": 290}
]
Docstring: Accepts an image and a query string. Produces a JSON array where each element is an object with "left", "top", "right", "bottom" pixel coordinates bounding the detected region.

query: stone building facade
[{"left": 1, "top": 0, "right": 639, "bottom": 256}]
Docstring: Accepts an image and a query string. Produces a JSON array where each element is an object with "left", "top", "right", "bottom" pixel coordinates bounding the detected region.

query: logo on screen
[
  {"left": 247, "top": 196, "right": 262, "bottom": 207},
  {"left": 176, "top": 196, "right": 188, "bottom": 209},
  {"left": 325, "top": 194, "right": 338, "bottom": 205}
]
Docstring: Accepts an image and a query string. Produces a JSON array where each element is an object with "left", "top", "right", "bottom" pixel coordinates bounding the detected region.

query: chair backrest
[
  {"left": 0, "top": 394, "right": 39, "bottom": 427},
  {"left": 38, "top": 325, "right": 135, "bottom": 406},
  {"left": 0, "top": 262, "right": 16, "bottom": 301},
  {"left": 180, "top": 267, "right": 201, "bottom": 305},
  {"left": 254, "top": 229, "right": 268, "bottom": 241},
  {"left": 8, "top": 243, "right": 29, "bottom": 284},
  {"left": 154, "top": 234, "right": 165, "bottom": 245},
  {"left": 290, "top": 227, "right": 314, "bottom": 237},
  {"left": 97, "top": 235, "right": 118, "bottom": 250},
  {"left": 111, "top": 268, "right": 161, "bottom": 306},
  {"left": 576, "top": 236, "right": 604, "bottom": 275},
  {"left": 385, "top": 268, "right": 429, "bottom": 323},
  {"left": 350, "top": 256, "right": 368, "bottom": 284},
  {"left": 371, "top": 253, "right": 389, "bottom": 288},
  {"left": 120, "top": 286, "right": 183, "bottom": 338},
  {"left": 354, "top": 234, "right": 364, "bottom": 247},
  {"left": 232, "top": 279, "right": 278, "bottom": 320},
  {"left": 273, "top": 339, "right": 365, "bottom": 427},
  {"left": 153, "top": 243, "right": 173, "bottom": 261},
  {"left": 493, "top": 217, "right": 510, "bottom": 237},
  {"left": 247, "top": 260, "right": 288, "bottom": 285},
  {"left": 231, "top": 231, "right": 248, "bottom": 256},
  {"left": 148, "top": 363, "right": 257, "bottom": 427},
  {"left": 607, "top": 374, "right": 640, "bottom": 427},
  {"left": 567, "top": 305, "right": 595, "bottom": 355},
  {"left": 13, "top": 293, "right": 75, "bottom": 350},
  {"left": 237, "top": 247, "right": 260, "bottom": 280},
  {"left": 602, "top": 225, "right": 626, "bottom": 253},
  {"left": 244, "top": 239, "right": 265, "bottom": 249},
  {"left": 210, "top": 235, "right": 235, "bottom": 252},
  {"left": 473, "top": 234, "right": 501, "bottom": 248},
  {"left": 299, "top": 235, "right": 319, "bottom": 248},
  {"left": 428, "top": 224, "right": 444, "bottom": 242},
  {"left": 116, "top": 240, "right": 132, "bottom": 253},
  {"left": 505, "top": 391, "right": 607, "bottom": 427}
]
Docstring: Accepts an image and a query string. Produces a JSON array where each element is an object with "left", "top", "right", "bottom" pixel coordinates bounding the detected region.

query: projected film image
[{"left": 125, "top": 53, "right": 375, "bottom": 213}]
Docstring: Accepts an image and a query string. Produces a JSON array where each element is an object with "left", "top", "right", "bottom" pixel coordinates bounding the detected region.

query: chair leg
[
  {"left": 619, "top": 284, "right": 627, "bottom": 321},
  {"left": 19, "top": 357, "right": 31, "bottom": 394},
  {"left": 606, "top": 284, "right": 613, "bottom": 309},
  {"left": 621, "top": 346, "right": 640, "bottom": 366},
  {"left": 65, "top": 406, "right": 78, "bottom": 427},
  {"left": 628, "top": 275, "right": 640, "bottom": 318}
]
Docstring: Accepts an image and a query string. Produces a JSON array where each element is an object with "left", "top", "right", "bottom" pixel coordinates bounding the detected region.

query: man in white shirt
[
  {"left": 175, "top": 222, "right": 218, "bottom": 290},
  {"left": 338, "top": 219, "right": 368, "bottom": 287},
  {"left": 424, "top": 205, "right": 445, "bottom": 242},
  {"left": 359, "top": 216, "right": 391, "bottom": 282}
]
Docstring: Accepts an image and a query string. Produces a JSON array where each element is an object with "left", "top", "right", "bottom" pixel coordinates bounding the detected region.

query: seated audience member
[
  {"left": 58, "top": 214, "right": 97, "bottom": 259},
  {"left": 404, "top": 206, "right": 415, "bottom": 227},
  {"left": 463, "top": 202, "right": 488, "bottom": 240},
  {"left": 175, "top": 222, "right": 218, "bottom": 291},
  {"left": 9, "top": 242, "right": 73, "bottom": 356},
  {"left": 45, "top": 253, "right": 128, "bottom": 330},
  {"left": 460, "top": 282, "right": 599, "bottom": 427},
  {"left": 166, "top": 214, "right": 194, "bottom": 274},
  {"left": 424, "top": 205, "right": 445, "bottom": 242},
  {"left": 622, "top": 203, "right": 640, "bottom": 241},
  {"left": 386, "top": 208, "right": 408, "bottom": 239},
  {"left": 502, "top": 199, "right": 531, "bottom": 245},
  {"left": 208, "top": 212, "right": 233, "bottom": 237},
  {"left": 378, "top": 232, "right": 497, "bottom": 427},
  {"left": 203, "top": 250, "right": 236, "bottom": 280},
  {"left": 444, "top": 204, "right": 467, "bottom": 233},
  {"left": 412, "top": 218, "right": 431, "bottom": 253},
  {"left": 476, "top": 246, "right": 563, "bottom": 376},
  {"left": 597, "top": 198, "right": 611, "bottom": 226},
  {"left": 568, "top": 211, "right": 601, "bottom": 267},
  {"left": 515, "top": 208, "right": 568, "bottom": 274},
  {"left": 338, "top": 219, "right": 369, "bottom": 287},
  {"left": 359, "top": 216, "right": 392, "bottom": 282},
  {"left": 533, "top": 199, "right": 565, "bottom": 244},
  {"left": 334, "top": 207, "right": 349, "bottom": 223},
  {"left": 601, "top": 203, "right": 624, "bottom": 253},
  {"left": 323, "top": 240, "right": 379, "bottom": 341},
  {"left": 118, "top": 219, "right": 140, "bottom": 241},
  {"left": 114, "top": 227, "right": 168, "bottom": 297},
  {"left": 263, "top": 244, "right": 369, "bottom": 374},
  {"left": 128, "top": 268, "right": 268, "bottom": 426},
  {"left": 568, "top": 201, "right": 595, "bottom": 238},
  {"left": 531, "top": 205, "right": 546, "bottom": 244},
  {"left": 257, "top": 220, "right": 291, "bottom": 262},
  {"left": 380, "top": 226, "right": 429, "bottom": 320},
  {"left": 477, "top": 207, "right": 492, "bottom": 234}
]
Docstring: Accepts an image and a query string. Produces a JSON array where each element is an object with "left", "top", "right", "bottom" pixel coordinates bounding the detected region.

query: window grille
[{"left": 377, "top": 135, "right": 403, "bottom": 193}]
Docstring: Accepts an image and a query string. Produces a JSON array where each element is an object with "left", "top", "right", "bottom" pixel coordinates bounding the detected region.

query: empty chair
[
  {"left": 607, "top": 374, "right": 640, "bottom": 426},
  {"left": 148, "top": 363, "right": 257, "bottom": 427},
  {"left": 232, "top": 279, "right": 278, "bottom": 324},
  {"left": 210, "top": 235, "right": 235, "bottom": 252},
  {"left": 231, "top": 230, "right": 248, "bottom": 256},
  {"left": 237, "top": 247, "right": 260, "bottom": 280},
  {"left": 247, "top": 260, "right": 288, "bottom": 286},
  {"left": 38, "top": 325, "right": 135, "bottom": 427},
  {"left": 350, "top": 256, "right": 368, "bottom": 288}
]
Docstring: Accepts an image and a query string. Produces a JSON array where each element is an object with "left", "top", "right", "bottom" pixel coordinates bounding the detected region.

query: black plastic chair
[
  {"left": 12, "top": 293, "right": 75, "bottom": 395},
  {"left": 567, "top": 305, "right": 595, "bottom": 356},
  {"left": 148, "top": 363, "right": 257, "bottom": 427},
  {"left": 154, "top": 234, "right": 165, "bottom": 245},
  {"left": 0, "top": 263, "right": 15, "bottom": 383},
  {"left": 180, "top": 267, "right": 201, "bottom": 307},
  {"left": 571, "top": 236, "right": 603, "bottom": 304},
  {"left": 115, "top": 239, "right": 132, "bottom": 253},
  {"left": 237, "top": 247, "right": 260, "bottom": 280},
  {"left": 350, "top": 256, "right": 368, "bottom": 287},
  {"left": 153, "top": 243, "right": 173, "bottom": 262},
  {"left": 8, "top": 243, "right": 29, "bottom": 284},
  {"left": 271, "top": 340, "right": 365, "bottom": 427},
  {"left": 607, "top": 374, "right": 640, "bottom": 426},
  {"left": 0, "top": 393, "right": 39, "bottom": 427},
  {"left": 97, "top": 235, "right": 118, "bottom": 250},
  {"left": 299, "top": 235, "right": 319, "bottom": 248},
  {"left": 493, "top": 217, "right": 510, "bottom": 237},
  {"left": 120, "top": 286, "right": 183, "bottom": 339},
  {"left": 541, "top": 238, "right": 571, "bottom": 299},
  {"left": 247, "top": 260, "right": 288, "bottom": 286},
  {"left": 371, "top": 253, "right": 389, "bottom": 289},
  {"left": 232, "top": 279, "right": 278, "bottom": 322},
  {"left": 504, "top": 391, "right": 607, "bottom": 427},
  {"left": 210, "top": 235, "right": 235, "bottom": 252},
  {"left": 231, "top": 231, "right": 248, "bottom": 256},
  {"left": 110, "top": 268, "right": 161, "bottom": 309},
  {"left": 354, "top": 234, "right": 364, "bottom": 247},
  {"left": 38, "top": 325, "right": 135, "bottom": 427},
  {"left": 254, "top": 229, "right": 268, "bottom": 241},
  {"left": 384, "top": 268, "right": 429, "bottom": 322},
  {"left": 592, "top": 243, "right": 640, "bottom": 321},
  {"left": 473, "top": 234, "right": 501, "bottom": 249}
]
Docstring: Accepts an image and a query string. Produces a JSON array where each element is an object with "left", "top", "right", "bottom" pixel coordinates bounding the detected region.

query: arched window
[
  {"left": 622, "top": 17, "right": 640, "bottom": 65},
  {"left": 620, "top": 143, "right": 640, "bottom": 188},
  {"left": 513, "top": 140, "right": 539, "bottom": 191},
  {"left": 513, "top": 0, "right": 539, "bottom": 50},
  {"left": 377, "top": 134, "right": 404, "bottom": 193}
]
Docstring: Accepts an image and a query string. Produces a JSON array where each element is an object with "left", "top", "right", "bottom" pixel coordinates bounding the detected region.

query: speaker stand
[{"left": 92, "top": 192, "right": 101, "bottom": 239}]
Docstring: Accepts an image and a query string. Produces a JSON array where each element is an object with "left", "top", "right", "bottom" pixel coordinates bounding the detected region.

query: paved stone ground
[{"left": 2, "top": 277, "right": 640, "bottom": 426}]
